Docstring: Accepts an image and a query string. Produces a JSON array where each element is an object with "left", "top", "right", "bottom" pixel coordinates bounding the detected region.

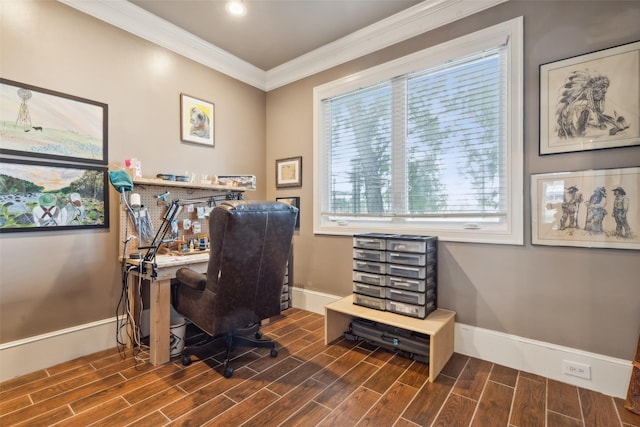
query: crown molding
[
  {"left": 58, "top": 0, "right": 266, "bottom": 89},
  {"left": 58, "top": 0, "right": 507, "bottom": 92},
  {"left": 265, "top": 0, "right": 508, "bottom": 91}
]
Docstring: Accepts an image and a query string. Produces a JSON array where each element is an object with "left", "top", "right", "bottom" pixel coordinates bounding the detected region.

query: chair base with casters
[{"left": 180, "top": 322, "right": 279, "bottom": 378}]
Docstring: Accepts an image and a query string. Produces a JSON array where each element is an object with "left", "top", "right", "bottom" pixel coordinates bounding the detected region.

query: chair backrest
[{"left": 205, "top": 200, "right": 297, "bottom": 333}]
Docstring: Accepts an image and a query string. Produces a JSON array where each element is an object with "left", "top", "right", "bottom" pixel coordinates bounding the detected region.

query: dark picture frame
[
  {"left": 276, "top": 196, "right": 300, "bottom": 229},
  {"left": 530, "top": 167, "right": 639, "bottom": 250},
  {"left": 539, "top": 41, "right": 640, "bottom": 155},
  {"left": 0, "top": 157, "right": 109, "bottom": 233},
  {"left": 180, "top": 93, "right": 215, "bottom": 147},
  {"left": 276, "top": 156, "right": 302, "bottom": 188},
  {"left": 0, "top": 78, "right": 108, "bottom": 164}
]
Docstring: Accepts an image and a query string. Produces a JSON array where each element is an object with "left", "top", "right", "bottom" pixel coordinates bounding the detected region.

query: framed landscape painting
[
  {"left": 0, "top": 78, "right": 108, "bottom": 164},
  {"left": 0, "top": 157, "right": 109, "bottom": 233}
]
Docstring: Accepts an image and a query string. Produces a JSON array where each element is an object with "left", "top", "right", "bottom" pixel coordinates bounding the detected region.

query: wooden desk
[
  {"left": 126, "top": 253, "right": 209, "bottom": 365},
  {"left": 325, "top": 295, "right": 455, "bottom": 382}
]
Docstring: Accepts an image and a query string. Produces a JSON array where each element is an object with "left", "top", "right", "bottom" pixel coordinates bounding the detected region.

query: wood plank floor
[{"left": 1, "top": 308, "right": 638, "bottom": 426}]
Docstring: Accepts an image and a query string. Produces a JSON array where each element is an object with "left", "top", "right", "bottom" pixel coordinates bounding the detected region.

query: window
[{"left": 313, "top": 17, "right": 523, "bottom": 245}]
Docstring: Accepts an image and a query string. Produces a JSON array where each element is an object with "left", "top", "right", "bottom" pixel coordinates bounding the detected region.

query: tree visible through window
[{"left": 314, "top": 18, "right": 523, "bottom": 245}]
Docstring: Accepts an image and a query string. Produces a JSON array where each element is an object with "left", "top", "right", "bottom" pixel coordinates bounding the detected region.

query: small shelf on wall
[{"left": 133, "top": 177, "right": 254, "bottom": 192}]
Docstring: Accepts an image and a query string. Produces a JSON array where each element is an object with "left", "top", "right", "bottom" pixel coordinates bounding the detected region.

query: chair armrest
[{"left": 176, "top": 268, "right": 207, "bottom": 291}]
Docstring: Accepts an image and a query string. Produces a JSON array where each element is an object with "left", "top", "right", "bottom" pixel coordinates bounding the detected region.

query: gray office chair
[{"left": 173, "top": 200, "right": 298, "bottom": 378}]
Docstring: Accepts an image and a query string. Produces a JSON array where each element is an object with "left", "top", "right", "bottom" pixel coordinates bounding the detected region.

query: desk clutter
[
  {"left": 118, "top": 180, "right": 243, "bottom": 260},
  {"left": 352, "top": 233, "right": 437, "bottom": 319}
]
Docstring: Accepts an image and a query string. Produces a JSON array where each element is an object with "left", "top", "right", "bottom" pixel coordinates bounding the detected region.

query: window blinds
[{"left": 322, "top": 45, "right": 507, "bottom": 220}]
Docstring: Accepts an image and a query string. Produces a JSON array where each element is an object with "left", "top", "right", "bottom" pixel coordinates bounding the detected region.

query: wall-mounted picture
[
  {"left": 0, "top": 157, "right": 109, "bottom": 233},
  {"left": 276, "top": 196, "right": 300, "bottom": 229},
  {"left": 180, "top": 93, "right": 214, "bottom": 147},
  {"left": 531, "top": 167, "right": 639, "bottom": 250},
  {"left": 539, "top": 41, "right": 640, "bottom": 155},
  {"left": 0, "top": 78, "right": 108, "bottom": 164},
  {"left": 276, "top": 156, "right": 302, "bottom": 188}
]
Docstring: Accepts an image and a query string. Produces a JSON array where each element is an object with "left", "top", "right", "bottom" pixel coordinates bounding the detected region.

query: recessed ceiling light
[{"left": 226, "top": 0, "right": 247, "bottom": 17}]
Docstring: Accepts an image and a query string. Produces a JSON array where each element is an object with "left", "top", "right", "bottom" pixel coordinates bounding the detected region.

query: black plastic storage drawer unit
[{"left": 352, "top": 233, "right": 437, "bottom": 318}]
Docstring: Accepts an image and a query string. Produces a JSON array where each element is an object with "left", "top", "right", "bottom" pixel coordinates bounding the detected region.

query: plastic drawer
[
  {"left": 386, "top": 235, "right": 437, "bottom": 253},
  {"left": 353, "top": 282, "right": 386, "bottom": 298},
  {"left": 386, "top": 251, "right": 427, "bottom": 266},
  {"left": 386, "top": 275, "right": 435, "bottom": 292},
  {"left": 353, "top": 234, "right": 390, "bottom": 250},
  {"left": 353, "top": 259, "right": 387, "bottom": 275},
  {"left": 387, "top": 263, "right": 434, "bottom": 279},
  {"left": 385, "top": 287, "right": 428, "bottom": 305},
  {"left": 353, "top": 248, "right": 386, "bottom": 262},
  {"left": 353, "top": 270, "right": 386, "bottom": 287},
  {"left": 386, "top": 298, "right": 436, "bottom": 319},
  {"left": 353, "top": 293, "right": 386, "bottom": 311}
]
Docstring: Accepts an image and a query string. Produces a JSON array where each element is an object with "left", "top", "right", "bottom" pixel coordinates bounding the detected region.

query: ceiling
[
  {"left": 60, "top": 0, "right": 507, "bottom": 90},
  {"left": 129, "top": 0, "right": 422, "bottom": 71}
]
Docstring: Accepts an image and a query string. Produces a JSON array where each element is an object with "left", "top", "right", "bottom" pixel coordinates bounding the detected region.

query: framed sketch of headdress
[{"left": 540, "top": 41, "right": 640, "bottom": 155}]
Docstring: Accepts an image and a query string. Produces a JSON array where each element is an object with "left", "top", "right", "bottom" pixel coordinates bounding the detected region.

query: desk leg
[
  {"left": 126, "top": 272, "right": 142, "bottom": 350},
  {"left": 149, "top": 278, "right": 171, "bottom": 365}
]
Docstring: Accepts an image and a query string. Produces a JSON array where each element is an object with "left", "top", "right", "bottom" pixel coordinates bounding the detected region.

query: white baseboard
[
  {"left": 2, "top": 289, "right": 632, "bottom": 399},
  {"left": 455, "top": 323, "right": 632, "bottom": 398},
  {"left": 291, "top": 287, "right": 632, "bottom": 399},
  {"left": 291, "top": 286, "right": 339, "bottom": 314},
  {"left": 0, "top": 317, "right": 119, "bottom": 382}
]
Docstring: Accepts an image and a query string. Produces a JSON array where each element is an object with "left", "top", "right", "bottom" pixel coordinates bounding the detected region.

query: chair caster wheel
[
  {"left": 255, "top": 331, "right": 263, "bottom": 339},
  {"left": 181, "top": 355, "right": 192, "bottom": 366},
  {"left": 270, "top": 348, "right": 278, "bottom": 358},
  {"left": 224, "top": 367, "right": 234, "bottom": 378}
]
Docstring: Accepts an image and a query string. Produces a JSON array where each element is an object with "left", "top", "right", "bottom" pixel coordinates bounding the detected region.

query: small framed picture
[
  {"left": 276, "top": 196, "right": 300, "bottom": 229},
  {"left": 276, "top": 156, "right": 302, "bottom": 188},
  {"left": 531, "top": 167, "right": 639, "bottom": 250},
  {"left": 539, "top": 41, "right": 640, "bottom": 155},
  {"left": 180, "top": 93, "right": 214, "bottom": 147}
]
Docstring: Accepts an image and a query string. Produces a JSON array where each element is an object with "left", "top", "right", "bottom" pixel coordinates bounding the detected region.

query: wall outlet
[{"left": 563, "top": 360, "right": 591, "bottom": 380}]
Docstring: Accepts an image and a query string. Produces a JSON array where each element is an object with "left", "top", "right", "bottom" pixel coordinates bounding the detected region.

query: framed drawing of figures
[
  {"left": 0, "top": 158, "right": 109, "bottom": 233},
  {"left": 531, "top": 167, "right": 639, "bottom": 250},
  {"left": 539, "top": 41, "right": 640, "bottom": 155},
  {"left": 0, "top": 78, "right": 108, "bottom": 164}
]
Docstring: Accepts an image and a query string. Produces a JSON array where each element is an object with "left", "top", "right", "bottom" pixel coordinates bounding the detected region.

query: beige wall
[
  {"left": 267, "top": 1, "right": 640, "bottom": 360},
  {"left": 0, "top": 0, "right": 266, "bottom": 342},
  {"left": 1, "top": 0, "right": 639, "bottom": 364}
]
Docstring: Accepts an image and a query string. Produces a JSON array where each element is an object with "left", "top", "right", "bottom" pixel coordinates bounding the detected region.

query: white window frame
[{"left": 313, "top": 17, "right": 523, "bottom": 245}]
